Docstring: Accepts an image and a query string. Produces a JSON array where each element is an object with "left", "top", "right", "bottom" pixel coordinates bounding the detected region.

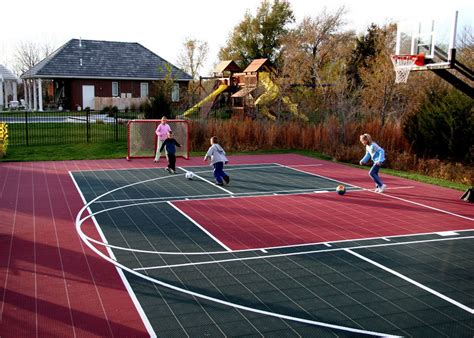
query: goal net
[{"left": 127, "top": 119, "right": 190, "bottom": 160}]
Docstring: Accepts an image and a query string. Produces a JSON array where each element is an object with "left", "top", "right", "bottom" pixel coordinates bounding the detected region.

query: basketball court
[{"left": 1, "top": 154, "right": 472, "bottom": 337}]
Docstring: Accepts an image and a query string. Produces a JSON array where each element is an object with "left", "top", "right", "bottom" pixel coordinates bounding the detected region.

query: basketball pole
[{"left": 448, "top": 11, "right": 458, "bottom": 64}]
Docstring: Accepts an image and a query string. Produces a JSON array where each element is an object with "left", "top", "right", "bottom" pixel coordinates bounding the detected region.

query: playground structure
[{"left": 183, "top": 59, "right": 307, "bottom": 120}]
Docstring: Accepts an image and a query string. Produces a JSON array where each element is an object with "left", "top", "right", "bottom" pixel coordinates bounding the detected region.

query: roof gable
[
  {"left": 213, "top": 60, "right": 242, "bottom": 75},
  {"left": 0, "top": 64, "right": 18, "bottom": 80},
  {"left": 21, "top": 39, "right": 192, "bottom": 81},
  {"left": 243, "top": 58, "right": 274, "bottom": 73}
]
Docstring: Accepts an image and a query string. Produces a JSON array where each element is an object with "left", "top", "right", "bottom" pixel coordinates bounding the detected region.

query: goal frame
[{"left": 127, "top": 119, "right": 190, "bottom": 160}]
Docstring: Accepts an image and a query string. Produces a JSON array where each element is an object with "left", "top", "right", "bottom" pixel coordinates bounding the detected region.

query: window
[
  {"left": 171, "top": 83, "right": 180, "bottom": 102},
  {"left": 112, "top": 82, "right": 119, "bottom": 97},
  {"left": 140, "top": 82, "right": 149, "bottom": 98}
]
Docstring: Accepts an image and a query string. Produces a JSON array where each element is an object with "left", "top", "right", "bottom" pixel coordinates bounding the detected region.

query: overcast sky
[{"left": 0, "top": 0, "right": 472, "bottom": 75}]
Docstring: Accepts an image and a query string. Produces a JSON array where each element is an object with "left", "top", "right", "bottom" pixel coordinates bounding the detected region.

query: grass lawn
[{"left": 0, "top": 144, "right": 469, "bottom": 191}]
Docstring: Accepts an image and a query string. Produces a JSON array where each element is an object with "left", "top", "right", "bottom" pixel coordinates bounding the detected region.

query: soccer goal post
[{"left": 127, "top": 119, "right": 190, "bottom": 160}]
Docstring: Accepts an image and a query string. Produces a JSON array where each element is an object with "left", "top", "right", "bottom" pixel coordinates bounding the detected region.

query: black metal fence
[{"left": 0, "top": 111, "right": 142, "bottom": 146}]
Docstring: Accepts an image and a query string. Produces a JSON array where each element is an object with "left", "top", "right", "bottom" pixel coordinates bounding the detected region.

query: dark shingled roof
[{"left": 21, "top": 39, "right": 192, "bottom": 81}]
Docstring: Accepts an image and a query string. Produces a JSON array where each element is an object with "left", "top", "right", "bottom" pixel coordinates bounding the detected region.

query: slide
[
  {"left": 255, "top": 72, "right": 307, "bottom": 121},
  {"left": 183, "top": 84, "right": 228, "bottom": 117}
]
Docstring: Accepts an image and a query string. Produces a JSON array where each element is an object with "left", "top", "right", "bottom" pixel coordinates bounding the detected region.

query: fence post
[
  {"left": 86, "top": 110, "right": 90, "bottom": 143},
  {"left": 25, "top": 110, "right": 29, "bottom": 146},
  {"left": 114, "top": 111, "right": 118, "bottom": 141}
]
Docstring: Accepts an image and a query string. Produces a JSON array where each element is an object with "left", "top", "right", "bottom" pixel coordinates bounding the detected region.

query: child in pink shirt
[{"left": 154, "top": 116, "right": 172, "bottom": 162}]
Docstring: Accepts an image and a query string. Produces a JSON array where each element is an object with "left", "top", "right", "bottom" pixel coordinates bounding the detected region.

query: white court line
[
  {"left": 78, "top": 185, "right": 474, "bottom": 255},
  {"left": 345, "top": 249, "right": 474, "bottom": 314},
  {"left": 277, "top": 163, "right": 472, "bottom": 221},
  {"left": 70, "top": 162, "right": 323, "bottom": 174},
  {"left": 74, "top": 163, "right": 472, "bottom": 257},
  {"left": 97, "top": 187, "right": 339, "bottom": 203},
  {"left": 437, "top": 231, "right": 459, "bottom": 236},
  {"left": 69, "top": 172, "right": 156, "bottom": 338},
  {"left": 71, "top": 164, "right": 469, "bottom": 336},
  {"left": 378, "top": 191, "right": 473, "bottom": 221},
  {"left": 178, "top": 166, "right": 234, "bottom": 195},
  {"left": 77, "top": 186, "right": 368, "bottom": 254},
  {"left": 74, "top": 209, "right": 398, "bottom": 337},
  {"left": 96, "top": 185, "right": 414, "bottom": 204},
  {"left": 381, "top": 186, "right": 415, "bottom": 191},
  {"left": 275, "top": 162, "right": 356, "bottom": 187},
  {"left": 134, "top": 235, "right": 474, "bottom": 272},
  {"left": 167, "top": 201, "right": 232, "bottom": 252}
]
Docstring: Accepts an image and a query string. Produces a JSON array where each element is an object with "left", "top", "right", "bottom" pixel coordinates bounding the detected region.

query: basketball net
[{"left": 390, "top": 55, "right": 418, "bottom": 84}]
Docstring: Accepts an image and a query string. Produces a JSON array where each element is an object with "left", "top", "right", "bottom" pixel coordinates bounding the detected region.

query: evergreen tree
[
  {"left": 346, "top": 24, "right": 380, "bottom": 90},
  {"left": 403, "top": 88, "right": 474, "bottom": 162}
]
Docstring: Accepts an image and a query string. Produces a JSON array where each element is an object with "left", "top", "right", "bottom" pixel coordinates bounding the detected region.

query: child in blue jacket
[
  {"left": 359, "top": 133, "right": 387, "bottom": 193},
  {"left": 160, "top": 131, "right": 181, "bottom": 174}
]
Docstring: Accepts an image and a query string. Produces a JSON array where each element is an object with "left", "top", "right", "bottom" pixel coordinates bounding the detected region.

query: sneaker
[
  {"left": 170, "top": 169, "right": 176, "bottom": 174},
  {"left": 216, "top": 182, "right": 224, "bottom": 186},
  {"left": 223, "top": 175, "right": 230, "bottom": 184},
  {"left": 374, "top": 188, "right": 381, "bottom": 193},
  {"left": 165, "top": 168, "right": 171, "bottom": 173},
  {"left": 379, "top": 184, "right": 387, "bottom": 193}
]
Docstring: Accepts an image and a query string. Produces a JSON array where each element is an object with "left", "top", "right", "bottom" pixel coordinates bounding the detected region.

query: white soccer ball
[{"left": 185, "top": 171, "right": 195, "bottom": 180}]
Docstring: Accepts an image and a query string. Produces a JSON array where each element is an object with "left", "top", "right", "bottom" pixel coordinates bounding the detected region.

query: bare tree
[
  {"left": 281, "top": 7, "right": 347, "bottom": 86},
  {"left": 176, "top": 38, "right": 209, "bottom": 80},
  {"left": 176, "top": 37, "right": 209, "bottom": 106},
  {"left": 13, "top": 40, "right": 57, "bottom": 76},
  {"left": 279, "top": 6, "right": 350, "bottom": 120},
  {"left": 456, "top": 26, "right": 474, "bottom": 80}
]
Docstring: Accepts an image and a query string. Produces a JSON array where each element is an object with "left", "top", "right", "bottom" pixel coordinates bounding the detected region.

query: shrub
[
  {"left": 0, "top": 123, "right": 8, "bottom": 158},
  {"left": 186, "top": 118, "right": 471, "bottom": 185},
  {"left": 403, "top": 89, "right": 473, "bottom": 163},
  {"left": 108, "top": 106, "right": 119, "bottom": 117}
]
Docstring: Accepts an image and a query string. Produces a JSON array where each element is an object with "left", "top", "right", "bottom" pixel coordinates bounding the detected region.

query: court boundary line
[
  {"left": 71, "top": 162, "right": 472, "bottom": 336},
  {"left": 133, "top": 234, "right": 474, "bottom": 271},
  {"left": 69, "top": 172, "right": 157, "bottom": 338},
  {"left": 178, "top": 166, "right": 234, "bottom": 195},
  {"left": 69, "top": 162, "right": 324, "bottom": 174},
  {"left": 375, "top": 191, "right": 473, "bottom": 221},
  {"left": 278, "top": 163, "right": 473, "bottom": 222},
  {"left": 96, "top": 185, "right": 415, "bottom": 204},
  {"left": 79, "top": 186, "right": 446, "bottom": 256},
  {"left": 168, "top": 201, "right": 232, "bottom": 251},
  {"left": 96, "top": 186, "right": 356, "bottom": 204},
  {"left": 276, "top": 162, "right": 357, "bottom": 187},
  {"left": 78, "top": 193, "right": 474, "bottom": 256},
  {"left": 346, "top": 248, "right": 474, "bottom": 314},
  {"left": 74, "top": 200, "right": 400, "bottom": 337}
]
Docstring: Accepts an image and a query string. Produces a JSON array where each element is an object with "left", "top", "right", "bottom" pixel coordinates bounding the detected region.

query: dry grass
[{"left": 188, "top": 119, "right": 472, "bottom": 185}]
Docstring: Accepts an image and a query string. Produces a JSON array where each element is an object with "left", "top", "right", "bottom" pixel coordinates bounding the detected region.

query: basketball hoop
[{"left": 390, "top": 54, "right": 424, "bottom": 84}]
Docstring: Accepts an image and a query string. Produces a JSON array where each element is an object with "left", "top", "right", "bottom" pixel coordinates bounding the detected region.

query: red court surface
[
  {"left": 0, "top": 154, "right": 472, "bottom": 337},
  {"left": 174, "top": 190, "right": 473, "bottom": 250}
]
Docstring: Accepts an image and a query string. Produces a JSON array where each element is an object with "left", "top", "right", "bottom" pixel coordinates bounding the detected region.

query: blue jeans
[
  {"left": 369, "top": 163, "right": 384, "bottom": 188},
  {"left": 213, "top": 162, "right": 228, "bottom": 184}
]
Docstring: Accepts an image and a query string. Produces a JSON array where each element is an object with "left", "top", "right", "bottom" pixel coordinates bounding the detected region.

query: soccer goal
[{"left": 127, "top": 119, "right": 190, "bottom": 160}]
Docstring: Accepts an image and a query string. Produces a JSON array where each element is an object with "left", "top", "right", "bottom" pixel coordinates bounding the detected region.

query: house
[
  {"left": 20, "top": 39, "right": 192, "bottom": 111},
  {"left": 0, "top": 64, "right": 19, "bottom": 110}
]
